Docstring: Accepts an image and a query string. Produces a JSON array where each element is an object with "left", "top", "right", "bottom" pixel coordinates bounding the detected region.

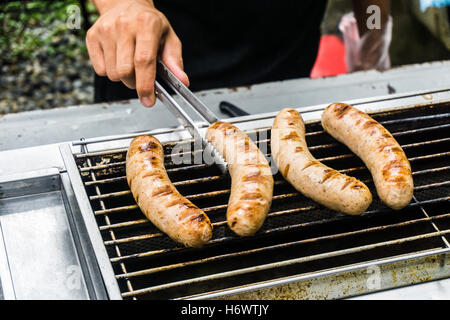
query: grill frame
[{"left": 60, "top": 89, "right": 450, "bottom": 300}]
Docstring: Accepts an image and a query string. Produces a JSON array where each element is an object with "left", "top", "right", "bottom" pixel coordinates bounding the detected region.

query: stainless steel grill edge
[{"left": 60, "top": 90, "right": 450, "bottom": 300}]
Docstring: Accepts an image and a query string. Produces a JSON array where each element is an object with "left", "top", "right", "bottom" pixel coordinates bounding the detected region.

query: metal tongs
[{"left": 154, "top": 60, "right": 228, "bottom": 173}]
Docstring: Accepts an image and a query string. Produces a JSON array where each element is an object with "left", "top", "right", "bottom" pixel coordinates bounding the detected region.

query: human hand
[{"left": 86, "top": 0, "right": 189, "bottom": 107}]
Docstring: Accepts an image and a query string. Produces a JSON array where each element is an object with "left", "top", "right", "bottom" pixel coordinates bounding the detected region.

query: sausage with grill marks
[
  {"left": 126, "top": 135, "right": 213, "bottom": 248},
  {"left": 206, "top": 122, "right": 274, "bottom": 236},
  {"left": 272, "top": 108, "right": 372, "bottom": 215},
  {"left": 321, "top": 103, "right": 413, "bottom": 210}
]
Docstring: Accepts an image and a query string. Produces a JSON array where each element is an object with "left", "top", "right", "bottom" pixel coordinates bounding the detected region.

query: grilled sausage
[
  {"left": 272, "top": 108, "right": 372, "bottom": 215},
  {"left": 126, "top": 135, "right": 213, "bottom": 248},
  {"left": 321, "top": 103, "right": 414, "bottom": 210},
  {"left": 206, "top": 122, "right": 274, "bottom": 236}
]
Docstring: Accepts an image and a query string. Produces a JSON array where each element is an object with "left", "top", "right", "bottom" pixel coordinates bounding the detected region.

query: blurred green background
[{"left": 0, "top": 0, "right": 96, "bottom": 63}]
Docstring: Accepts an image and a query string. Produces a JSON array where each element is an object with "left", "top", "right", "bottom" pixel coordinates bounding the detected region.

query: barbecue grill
[
  {"left": 52, "top": 88, "right": 450, "bottom": 300},
  {"left": 0, "top": 82, "right": 450, "bottom": 300}
]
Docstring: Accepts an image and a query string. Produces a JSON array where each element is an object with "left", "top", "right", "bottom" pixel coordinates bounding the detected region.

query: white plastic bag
[
  {"left": 339, "top": 12, "right": 393, "bottom": 73},
  {"left": 420, "top": 0, "right": 450, "bottom": 11}
]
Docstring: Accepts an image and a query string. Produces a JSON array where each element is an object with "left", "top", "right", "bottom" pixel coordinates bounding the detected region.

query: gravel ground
[{"left": 0, "top": 30, "right": 94, "bottom": 115}]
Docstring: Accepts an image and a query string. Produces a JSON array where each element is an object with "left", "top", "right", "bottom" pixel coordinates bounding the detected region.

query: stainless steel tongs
[{"left": 154, "top": 60, "right": 228, "bottom": 173}]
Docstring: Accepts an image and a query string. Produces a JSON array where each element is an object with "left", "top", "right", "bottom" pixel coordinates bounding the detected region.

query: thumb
[{"left": 161, "top": 30, "right": 190, "bottom": 87}]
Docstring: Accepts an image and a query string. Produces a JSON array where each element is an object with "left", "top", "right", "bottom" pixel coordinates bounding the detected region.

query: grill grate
[{"left": 75, "top": 103, "right": 450, "bottom": 300}]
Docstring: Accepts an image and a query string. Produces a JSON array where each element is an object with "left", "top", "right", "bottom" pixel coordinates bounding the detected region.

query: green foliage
[{"left": 0, "top": 0, "right": 97, "bottom": 63}]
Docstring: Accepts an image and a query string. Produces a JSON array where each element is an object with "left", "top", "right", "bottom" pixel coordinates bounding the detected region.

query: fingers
[
  {"left": 100, "top": 26, "right": 119, "bottom": 82},
  {"left": 86, "top": 2, "right": 188, "bottom": 108},
  {"left": 161, "top": 30, "right": 190, "bottom": 87},
  {"left": 85, "top": 29, "right": 106, "bottom": 76},
  {"left": 116, "top": 14, "right": 136, "bottom": 89},
  {"left": 134, "top": 12, "right": 162, "bottom": 107}
]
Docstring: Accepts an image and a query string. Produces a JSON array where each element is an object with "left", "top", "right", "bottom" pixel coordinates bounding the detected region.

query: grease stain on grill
[{"left": 75, "top": 103, "right": 450, "bottom": 300}]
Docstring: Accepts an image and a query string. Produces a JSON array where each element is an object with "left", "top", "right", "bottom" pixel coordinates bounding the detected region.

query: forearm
[{"left": 352, "top": 0, "right": 390, "bottom": 36}]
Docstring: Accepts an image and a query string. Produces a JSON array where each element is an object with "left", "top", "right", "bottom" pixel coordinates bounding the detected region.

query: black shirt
[{"left": 94, "top": 0, "right": 328, "bottom": 103}]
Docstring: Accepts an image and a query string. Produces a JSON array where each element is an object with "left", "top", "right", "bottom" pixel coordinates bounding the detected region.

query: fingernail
[{"left": 142, "top": 97, "right": 152, "bottom": 107}]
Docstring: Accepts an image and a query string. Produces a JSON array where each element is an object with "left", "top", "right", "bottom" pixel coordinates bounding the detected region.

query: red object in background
[{"left": 310, "top": 34, "right": 347, "bottom": 79}]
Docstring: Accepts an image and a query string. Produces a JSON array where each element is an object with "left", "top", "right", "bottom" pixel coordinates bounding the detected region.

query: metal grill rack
[{"left": 70, "top": 102, "right": 449, "bottom": 300}]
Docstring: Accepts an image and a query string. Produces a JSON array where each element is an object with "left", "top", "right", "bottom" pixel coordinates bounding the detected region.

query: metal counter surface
[
  {"left": 349, "top": 278, "right": 450, "bottom": 300},
  {"left": 1, "top": 61, "right": 450, "bottom": 152}
]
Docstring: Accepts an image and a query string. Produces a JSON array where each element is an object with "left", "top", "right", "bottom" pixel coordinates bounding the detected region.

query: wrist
[
  {"left": 91, "top": 0, "right": 154, "bottom": 15},
  {"left": 90, "top": 0, "right": 120, "bottom": 15}
]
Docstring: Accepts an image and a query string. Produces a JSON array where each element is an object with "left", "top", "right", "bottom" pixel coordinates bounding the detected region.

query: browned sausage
[
  {"left": 321, "top": 103, "right": 414, "bottom": 210},
  {"left": 272, "top": 108, "right": 372, "bottom": 215},
  {"left": 206, "top": 122, "right": 274, "bottom": 236},
  {"left": 126, "top": 135, "right": 213, "bottom": 248}
]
